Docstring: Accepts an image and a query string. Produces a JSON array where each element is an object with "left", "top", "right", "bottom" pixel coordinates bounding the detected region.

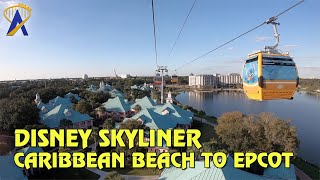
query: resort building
[
  {"left": 122, "top": 93, "right": 193, "bottom": 153},
  {"left": 40, "top": 104, "right": 93, "bottom": 129},
  {"left": 86, "top": 82, "right": 123, "bottom": 98},
  {"left": 131, "top": 83, "right": 152, "bottom": 91},
  {"left": 189, "top": 74, "right": 218, "bottom": 87},
  {"left": 131, "top": 96, "right": 157, "bottom": 110},
  {"left": 159, "top": 156, "right": 296, "bottom": 180},
  {"left": 18, "top": 147, "right": 44, "bottom": 176},
  {"left": 100, "top": 96, "right": 133, "bottom": 121},
  {"left": 189, "top": 73, "right": 242, "bottom": 88},
  {"left": 215, "top": 73, "right": 242, "bottom": 87},
  {"left": 35, "top": 93, "right": 93, "bottom": 129}
]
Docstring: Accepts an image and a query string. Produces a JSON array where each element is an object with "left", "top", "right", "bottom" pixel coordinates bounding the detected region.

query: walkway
[
  {"left": 86, "top": 168, "right": 159, "bottom": 180},
  {"left": 295, "top": 167, "right": 312, "bottom": 180},
  {"left": 193, "top": 116, "right": 215, "bottom": 127}
]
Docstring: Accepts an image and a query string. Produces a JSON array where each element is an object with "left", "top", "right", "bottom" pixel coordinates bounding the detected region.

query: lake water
[{"left": 176, "top": 91, "right": 320, "bottom": 166}]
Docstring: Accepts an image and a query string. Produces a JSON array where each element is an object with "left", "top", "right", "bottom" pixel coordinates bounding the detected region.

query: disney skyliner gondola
[{"left": 242, "top": 17, "right": 299, "bottom": 101}]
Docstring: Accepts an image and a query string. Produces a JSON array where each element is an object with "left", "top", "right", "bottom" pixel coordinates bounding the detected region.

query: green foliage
[
  {"left": 0, "top": 97, "right": 39, "bottom": 135},
  {"left": 103, "top": 118, "right": 113, "bottom": 130},
  {"left": 116, "top": 120, "right": 146, "bottom": 158},
  {"left": 215, "top": 112, "right": 299, "bottom": 154},
  {"left": 74, "top": 99, "right": 93, "bottom": 114}
]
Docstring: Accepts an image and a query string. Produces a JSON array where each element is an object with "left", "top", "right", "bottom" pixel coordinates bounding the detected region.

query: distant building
[
  {"left": 120, "top": 74, "right": 130, "bottom": 79},
  {"left": 131, "top": 83, "right": 151, "bottom": 91},
  {"left": 189, "top": 74, "right": 218, "bottom": 87},
  {"left": 215, "top": 73, "right": 242, "bottom": 87},
  {"left": 86, "top": 82, "right": 123, "bottom": 98},
  {"left": 189, "top": 73, "right": 242, "bottom": 88}
]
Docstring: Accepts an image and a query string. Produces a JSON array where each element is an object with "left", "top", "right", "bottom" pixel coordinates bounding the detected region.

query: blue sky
[{"left": 0, "top": 0, "right": 319, "bottom": 80}]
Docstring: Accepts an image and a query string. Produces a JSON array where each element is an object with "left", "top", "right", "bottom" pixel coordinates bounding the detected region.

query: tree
[
  {"left": 103, "top": 118, "right": 113, "bottom": 130},
  {"left": 198, "top": 110, "right": 206, "bottom": 117},
  {"left": 104, "top": 171, "right": 124, "bottom": 180},
  {"left": 90, "top": 127, "right": 99, "bottom": 152},
  {"left": 0, "top": 97, "right": 39, "bottom": 135},
  {"left": 133, "top": 105, "right": 142, "bottom": 113},
  {"left": 116, "top": 120, "right": 145, "bottom": 163},
  {"left": 215, "top": 112, "right": 299, "bottom": 175},
  {"left": 74, "top": 99, "right": 92, "bottom": 114}
]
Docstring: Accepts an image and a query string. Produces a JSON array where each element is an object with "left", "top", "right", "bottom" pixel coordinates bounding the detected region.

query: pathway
[
  {"left": 193, "top": 116, "right": 215, "bottom": 127},
  {"left": 295, "top": 167, "right": 312, "bottom": 180}
]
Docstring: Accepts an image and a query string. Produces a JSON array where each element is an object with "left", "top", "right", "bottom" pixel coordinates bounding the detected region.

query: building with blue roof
[
  {"left": 40, "top": 104, "right": 93, "bottom": 129},
  {"left": 159, "top": 156, "right": 296, "bottom": 180},
  {"left": 131, "top": 96, "right": 158, "bottom": 110},
  {"left": 0, "top": 154, "right": 27, "bottom": 180},
  {"left": 64, "top": 92, "right": 81, "bottom": 101},
  {"left": 86, "top": 81, "right": 124, "bottom": 98},
  {"left": 100, "top": 96, "right": 133, "bottom": 121},
  {"left": 35, "top": 93, "right": 93, "bottom": 129},
  {"left": 130, "top": 83, "right": 152, "bottom": 92}
]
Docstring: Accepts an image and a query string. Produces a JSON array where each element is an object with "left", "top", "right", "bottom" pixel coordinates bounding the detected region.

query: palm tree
[
  {"left": 90, "top": 127, "right": 99, "bottom": 152},
  {"left": 97, "top": 106, "right": 106, "bottom": 119},
  {"left": 103, "top": 118, "right": 113, "bottom": 130},
  {"left": 133, "top": 104, "right": 142, "bottom": 114}
]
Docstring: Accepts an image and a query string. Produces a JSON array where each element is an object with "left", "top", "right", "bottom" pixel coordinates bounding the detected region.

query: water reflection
[{"left": 177, "top": 91, "right": 320, "bottom": 166}]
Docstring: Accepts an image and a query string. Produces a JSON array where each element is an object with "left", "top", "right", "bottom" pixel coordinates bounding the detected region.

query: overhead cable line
[
  {"left": 151, "top": 0, "right": 158, "bottom": 66},
  {"left": 169, "top": 0, "right": 198, "bottom": 56},
  {"left": 174, "top": 0, "right": 304, "bottom": 71}
]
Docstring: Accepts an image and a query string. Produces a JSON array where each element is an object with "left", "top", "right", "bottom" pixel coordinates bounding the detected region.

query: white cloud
[{"left": 255, "top": 36, "right": 272, "bottom": 42}]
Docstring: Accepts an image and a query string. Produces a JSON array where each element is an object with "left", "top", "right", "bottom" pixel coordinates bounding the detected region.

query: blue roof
[
  {"left": 130, "top": 108, "right": 177, "bottom": 130},
  {"left": 131, "top": 96, "right": 157, "bottom": 109},
  {"left": 41, "top": 104, "right": 93, "bottom": 128},
  {"left": 0, "top": 154, "right": 27, "bottom": 180},
  {"left": 18, "top": 146, "right": 44, "bottom": 162},
  {"left": 263, "top": 163, "right": 296, "bottom": 180},
  {"left": 110, "top": 89, "right": 124, "bottom": 98},
  {"left": 64, "top": 92, "right": 81, "bottom": 101},
  {"left": 154, "top": 103, "right": 193, "bottom": 125},
  {"left": 159, "top": 156, "right": 296, "bottom": 180},
  {"left": 102, "top": 96, "right": 132, "bottom": 113}
]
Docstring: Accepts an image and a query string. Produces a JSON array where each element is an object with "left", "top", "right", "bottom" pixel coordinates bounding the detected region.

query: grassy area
[
  {"left": 293, "top": 157, "right": 320, "bottom": 180},
  {"left": 102, "top": 167, "right": 160, "bottom": 176},
  {"left": 29, "top": 168, "right": 100, "bottom": 179}
]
